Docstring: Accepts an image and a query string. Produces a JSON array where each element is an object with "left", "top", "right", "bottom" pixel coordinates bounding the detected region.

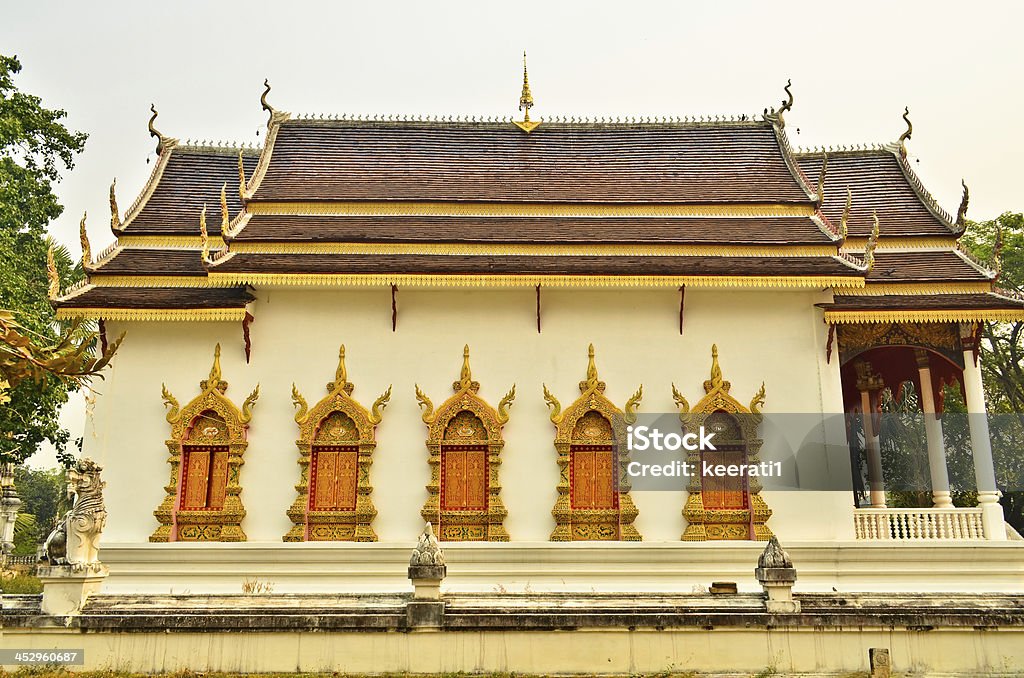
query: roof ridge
[
  {"left": 953, "top": 244, "right": 996, "bottom": 279},
  {"left": 771, "top": 120, "right": 819, "bottom": 202},
  {"left": 794, "top": 142, "right": 891, "bottom": 156},
  {"left": 893, "top": 150, "right": 958, "bottom": 233},
  {"left": 178, "top": 140, "right": 262, "bottom": 154},
  {"left": 286, "top": 112, "right": 767, "bottom": 127}
]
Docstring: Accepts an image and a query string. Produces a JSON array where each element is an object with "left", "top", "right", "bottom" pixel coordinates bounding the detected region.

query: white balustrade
[{"left": 853, "top": 507, "right": 987, "bottom": 540}]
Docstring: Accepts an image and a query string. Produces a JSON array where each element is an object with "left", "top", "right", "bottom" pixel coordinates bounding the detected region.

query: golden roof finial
[
  {"left": 199, "top": 205, "right": 210, "bottom": 263},
  {"left": 579, "top": 343, "right": 606, "bottom": 393},
  {"left": 459, "top": 344, "right": 472, "bottom": 387},
  {"left": 201, "top": 343, "right": 226, "bottom": 393},
  {"left": 109, "top": 179, "right": 121, "bottom": 232},
  {"left": 237, "top": 151, "right": 247, "bottom": 202},
  {"left": 220, "top": 183, "right": 230, "bottom": 233},
  {"left": 149, "top": 104, "right": 167, "bottom": 155},
  {"left": 79, "top": 211, "right": 91, "bottom": 269},
  {"left": 513, "top": 51, "right": 541, "bottom": 134},
  {"left": 261, "top": 79, "right": 275, "bottom": 124},
  {"left": 703, "top": 344, "right": 732, "bottom": 394},
  {"left": 329, "top": 344, "right": 354, "bottom": 395},
  {"left": 46, "top": 245, "right": 60, "bottom": 300}
]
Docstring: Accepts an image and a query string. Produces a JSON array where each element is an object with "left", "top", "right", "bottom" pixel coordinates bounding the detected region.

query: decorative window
[
  {"left": 544, "top": 344, "right": 642, "bottom": 541},
  {"left": 287, "top": 346, "right": 390, "bottom": 542},
  {"left": 153, "top": 344, "right": 259, "bottom": 542},
  {"left": 415, "top": 345, "right": 515, "bottom": 541},
  {"left": 673, "top": 344, "right": 772, "bottom": 541}
]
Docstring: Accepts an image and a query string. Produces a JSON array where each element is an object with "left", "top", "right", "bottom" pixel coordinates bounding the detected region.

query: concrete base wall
[
  {"left": 5, "top": 626, "right": 1023, "bottom": 675},
  {"left": 97, "top": 540, "right": 1024, "bottom": 594}
]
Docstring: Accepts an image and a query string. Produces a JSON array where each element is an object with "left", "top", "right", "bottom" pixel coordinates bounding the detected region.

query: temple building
[{"left": 48, "top": 71, "right": 1024, "bottom": 596}]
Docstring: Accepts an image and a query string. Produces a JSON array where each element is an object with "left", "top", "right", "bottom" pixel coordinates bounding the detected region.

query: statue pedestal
[{"left": 38, "top": 564, "right": 109, "bottom": 616}]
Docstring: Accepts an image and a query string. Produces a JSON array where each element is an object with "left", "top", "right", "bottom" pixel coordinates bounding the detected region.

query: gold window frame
[
  {"left": 152, "top": 344, "right": 259, "bottom": 542},
  {"left": 286, "top": 346, "right": 390, "bottom": 542}
]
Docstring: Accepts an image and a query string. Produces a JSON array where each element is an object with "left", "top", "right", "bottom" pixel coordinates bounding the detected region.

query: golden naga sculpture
[
  {"left": 864, "top": 212, "right": 881, "bottom": 272},
  {"left": 109, "top": 179, "right": 120, "bottom": 232},
  {"left": 79, "top": 212, "right": 91, "bottom": 269},
  {"left": 153, "top": 344, "right": 259, "bottom": 543},
  {"left": 839, "top": 187, "right": 852, "bottom": 242},
  {"left": 415, "top": 345, "right": 515, "bottom": 542},
  {"left": 898, "top": 106, "right": 913, "bottom": 154},
  {"left": 545, "top": 344, "right": 642, "bottom": 541},
  {"left": 237, "top": 151, "right": 247, "bottom": 202},
  {"left": 199, "top": 205, "right": 211, "bottom": 264},
  {"left": 46, "top": 245, "right": 60, "bottom": 300},
  {"left": 674, "top": 344, "right": 771, "bottom": 541},
  {"left": 286, "top": 345, "right": 391, "bottom": 542},
  {"left": 219, "top": 183, "right": 230, "bottom": 233}
]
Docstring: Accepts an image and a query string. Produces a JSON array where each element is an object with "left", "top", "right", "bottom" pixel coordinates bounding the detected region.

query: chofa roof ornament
[
  {"left": 898, "top": 106, "right": 913, "bottom": 157},
  {"left": 148, "top": 104, "right": 174, "bottom": 156},
  {"left": 955, "top": 179, "right": 970, "bottom": 232},
  {"left": 261, "top": 78, "right": 275, "bottom": 125},
  {"left": 764, "top": 79, "right": 793, "bottom": 126}
]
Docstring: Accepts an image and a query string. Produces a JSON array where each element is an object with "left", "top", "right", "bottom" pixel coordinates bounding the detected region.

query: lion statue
[{"left": 41, "top": 458, "right": 106, "bottom": 569}]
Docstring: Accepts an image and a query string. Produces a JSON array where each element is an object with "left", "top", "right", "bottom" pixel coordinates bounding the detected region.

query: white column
[
  {"left": 915, "top": 350, "right": 953, "bottom": 508},
  {"left": 960, "top": 323, "right": 1006, "bottom": 541},
  {"left": 0, "top": 463, "right": 21, "bottom": 555},
  {"left": 858, "top": 387, "right": 886, "bottom": 509}
]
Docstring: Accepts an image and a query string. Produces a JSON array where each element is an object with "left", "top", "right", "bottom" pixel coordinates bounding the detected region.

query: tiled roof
[
  {"left": 229, "top": 214, "right": 835, "bottom": 245},
  {"left": 90, "top": 248, "right": 206, "bottom": 276},
  {"left": 798, "top": 151, "right": 956, "bottom": 238},
  {"left": 208, "top": 252, "right": 860, "bottom": 277},
  {"left": 825, "top": 292, "right": 1024, "bottom": 312},
  {"left": 56, "top": 287, "right": 253, "bottom": 310},
  {"left": 867, "top": 250, "right": 991, "bottom": 283},
  {"left": 250, "top": 121, "right": 816, "bottom": 204},
  {"left": 122, "top": 147, "right": 260, "bottom": 236}
]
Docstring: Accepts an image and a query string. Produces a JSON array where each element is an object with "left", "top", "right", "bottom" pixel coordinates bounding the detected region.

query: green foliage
[
  {"left": 959, "top": 213, "right": 1024, "bottom": 532},
  {"left": 11, "top": 465, "right": 66, "bottom": 554},
  {"left": 0, "top": 53, "right": 88, "bottom": 466},
  {"left": 0, "top": 572, "right": 42, "bottom": 593}
]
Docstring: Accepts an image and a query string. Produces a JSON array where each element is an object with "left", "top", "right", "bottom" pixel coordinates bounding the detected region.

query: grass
[{"left": 0, "top": 573, "right": 42, "bottom": 594}]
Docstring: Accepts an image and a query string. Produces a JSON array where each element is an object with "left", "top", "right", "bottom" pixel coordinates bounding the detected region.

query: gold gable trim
[
  {"left": 825, "top": 309, "right": 1024, "bottom": 324},
  {"left": 56, "top": 308, "right": 247, "bottom": 322},
  {"left": 91, "top": 276, "right": 212, "bottom": 288},
  {"left": 833, "top": 282, "right": 993, "bottom": 296},
  {"left": 246, "top": 201, "right": 817, "bottom": 218},
  {"left": 116, "top": 236, "right": 226, "bottom": 249},
  {"left": 842, "top": 236, "right": 958, "bottom": 250}
]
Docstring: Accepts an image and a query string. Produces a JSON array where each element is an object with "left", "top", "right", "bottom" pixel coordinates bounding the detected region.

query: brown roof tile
[
  {"left": 798, "top": 151, "right": 955, "bottom": 238},
  {"left": 57, "top": 287, "right": 253, "bottom": 310},
  {"left": 825, "top": 292, "right": 1024, "bottom": 312},
  {"left": 90, "top": 248, "right": 206, "bottom": 276},
  {"left": 209, "top": 252, "right": 859, "bottom": 277},
  {"left": 230, "top": 214, "right": 835, "bottom": 245},
  {"left": 123, "top": 148, "right": 259, "bottom": 236},
  {"left": 251, "top": 121, "right": 815, "bottom": 204},
  {"left": 867, "top": 250, "right": 991, "bottom": 283}
]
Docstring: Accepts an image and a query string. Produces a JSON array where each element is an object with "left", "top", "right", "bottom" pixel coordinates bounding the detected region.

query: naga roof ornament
[
  {"left": 955, "top": 180, "right": 970, "bottom": 232},
  {"left": 864, "top": 212, "right": 881, "bottom": 272},
  {"left": 514, "top": 51, "right": 540, "bottom": 134},
  {"left": 109, "top": 179, "right": 120, "bottom": 233},
  {"left": 898, "top": 106, "right": 913, "bottom": 157},
  {"left": 79, "top": 212, "right": 91, "bottom": 270},
  {"left": 148, "top": 104, "right": 175, "bottom": 155},
  {"left": 46, "top": 245, "right": 59, "bottom": 300},
  {"left": 199, "top": 205, "right": 211, "bottom": 264},
  {"left": 261, "top": 79, "right": 275, "bottom": 124}
]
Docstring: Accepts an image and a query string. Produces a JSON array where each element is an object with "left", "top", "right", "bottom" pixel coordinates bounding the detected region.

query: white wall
[{"left": 86, "top": 287, "right": 855, "bottom": 545}]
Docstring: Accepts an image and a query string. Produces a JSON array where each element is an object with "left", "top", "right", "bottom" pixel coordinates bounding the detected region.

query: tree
[
  {"left": 959, "top": 212, "right": 1024, "bottom": 533},
  {"left": 0, "top": 53, "right": 108, "bottom": 467},
  {"left": 11, "top": 465, "right": 66, "bottom": 555}
]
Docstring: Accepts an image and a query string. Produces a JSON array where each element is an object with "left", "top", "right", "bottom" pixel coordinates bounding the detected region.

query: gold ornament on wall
[
  {"left": 544, "top": 344, "right": 642, "bottom": 542},
  {"left": 285, "top": 345, "right": 391, "bottom": 542},
  {"left": 151, "top": 344, "right": 259, "bottom": 543},
  {"left": 415, "top": 345, "right": 515, "bottom": 541},
  {"left": 673, "top": 344, "right": 772, "bottom": 541}
]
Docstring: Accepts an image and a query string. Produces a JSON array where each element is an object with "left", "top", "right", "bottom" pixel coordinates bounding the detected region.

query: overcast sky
[{"left": 4, "top": 1, "right": 1023, "bottom": 466}]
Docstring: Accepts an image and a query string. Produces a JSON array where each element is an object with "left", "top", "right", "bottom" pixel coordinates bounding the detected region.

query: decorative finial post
[
  {"left": 898, "top": 106, "right": 913, "bottom": 157},
  {"left": 754, "top": 535, "right": 800, "bottom": 613},
  {"left": 513, "top": 51, "right": 541, "bottom": 134},
  {"left": 109, "top": 179, "right": 121, "bottom": 233},
  {"left": 46, "top": 245, "right": 60, "bottom": 300},
  {"left": 407, "top": 522, "right": 447, "bottom": 627},
  {"left": 79, "top": 212, "right": 91, "bottom": 270}
]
